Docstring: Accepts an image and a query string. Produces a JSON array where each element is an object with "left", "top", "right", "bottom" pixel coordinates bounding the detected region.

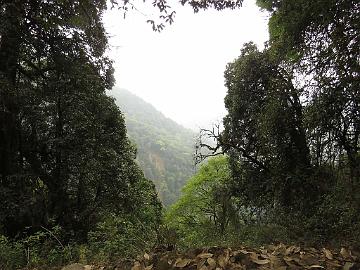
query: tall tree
[
  {"left": 220, "top": 43, "right": 313, "bottom": 211},
  {"left": 0, "top": 0, "right": 160, "bottom": 240},
  {"left": 257, "top": 0, "right": 360, "bottom": 181}
]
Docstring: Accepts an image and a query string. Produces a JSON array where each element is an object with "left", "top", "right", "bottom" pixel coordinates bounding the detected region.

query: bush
[
  {"left": 0, "top": 227, "right": 82, "bottom": 269},
  {"left": 0, "top": 235, "right": 26, "bottom": 269},
  {"left": 87, "top": 214, "right": 159, "bottom": 263}
]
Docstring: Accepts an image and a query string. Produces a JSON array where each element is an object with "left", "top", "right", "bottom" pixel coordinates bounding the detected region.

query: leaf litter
[
  {"left": 60, "top": 244, "right": 360, "bottom": 270},
  {"left": 128, "top": 243, "right": 359, "bottom": 270}
]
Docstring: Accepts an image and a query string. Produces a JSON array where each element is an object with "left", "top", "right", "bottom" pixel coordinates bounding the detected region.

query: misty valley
[{"left": 0, "top": 0, "right": 359, "bottom": 269}]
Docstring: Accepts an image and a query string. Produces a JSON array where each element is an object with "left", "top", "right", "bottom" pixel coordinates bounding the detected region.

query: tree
[
  {"left": 0, "top": 0, "right": 256, "bottom": 244},
  {"left": 113, "top": 0, "right": 243, "bottom": 31},
  {"left": 166, "top": 156, "right": 236, "bottom": 246},
  {"left": 193, "top": 1, "right": 359, "bottom": 242},
  {"left": 218, "top": 43, "right": 316, "bottom": 212},
  {"left": 0, "top": 0, "right": 161, "bottom": 241},
  {"left": 256, "top": 0, "right": 360, "bottom": 181}
]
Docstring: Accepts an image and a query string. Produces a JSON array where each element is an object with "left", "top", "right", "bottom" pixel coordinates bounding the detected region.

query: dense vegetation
[
  {"left": 0, "top": 0, "right": 359, "bottom": 268},
  {"left": 0, "top": 0, "right": 241, "bottom": 268},
  {"left": 166, "top": 156, "right": 237, "bottom": 247},
  {"left": 112, "top": 88, "right": 195, "bottom": 206},
  {"left": 0, "top": 0, "right": 162, "bottom": 268},
  {"left": 185, "top": 0, "right": 359, "bottom": 247}
]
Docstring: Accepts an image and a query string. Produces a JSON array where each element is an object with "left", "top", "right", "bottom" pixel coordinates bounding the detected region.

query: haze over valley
[
  {"left": 0, "top": 1, "right": 358, "bottom": 268},
  {"left": 112, "top": 88, "right": 196, "bottom": 206}
]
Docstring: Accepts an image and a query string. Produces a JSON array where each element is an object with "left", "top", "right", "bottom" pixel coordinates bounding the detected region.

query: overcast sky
[{"left": 104, "top": 0, "right": 269, "bottom": 130}]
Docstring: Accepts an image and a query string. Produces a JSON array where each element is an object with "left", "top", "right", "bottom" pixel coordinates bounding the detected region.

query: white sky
[{"left": 104, "top": 1, "right": 269, "bottom": 130}]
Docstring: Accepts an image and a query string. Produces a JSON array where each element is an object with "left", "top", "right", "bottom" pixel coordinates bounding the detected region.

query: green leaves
[
  {"left": 214, "top": 0, "right": 360, "bottom": 243},
  {"left": 165, "top": 156, "right": 236, "bottom": 247},
  {"left": 222, "top": 42, "right": 314, "bottom": 211},
  {"left": 0, "top": 0, "right": 162, "bottom": 245}
]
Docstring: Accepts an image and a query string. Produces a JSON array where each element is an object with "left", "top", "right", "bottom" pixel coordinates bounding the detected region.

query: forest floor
[{"left": 60, "top": 243, "right": 360, "bottom": 270}]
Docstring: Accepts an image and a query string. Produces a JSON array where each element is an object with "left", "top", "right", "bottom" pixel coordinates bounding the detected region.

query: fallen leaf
[
  {"left": 326, "top": 260, "right": 342, "bottom": 267},
  {"left": 174, "top": 258, "right": 191, "bottom": 268},
  {"left": 341, "top": 248, "right": 352, "bottom": 260},
  {"left": 267, "top": 245, "right": 277, "bottom": 252},
  {"left": 272, "top": 244, "right": 287, "bottom": 256},
  {"left": 343, "top": 262, "right": 354, "bottom": 270},
  {"left": 197, "top": 259, "right": 207, "bottom": 270},
  {"left": 128, "top": 244, "right": 358, "bottom": 270},
  {"left": 322, "top": 248, "right": 333, "bottom": 260},
  {"left": 283, "top": 256, "right": 294, "bottom": 262},
  {"left": 197, "top": 253, "right": 214, "bottom": 259},
  {"left": 309, "top": 265, "right": 325, "bottom": 268},
  {"left": 218, "top": 254, "right": 229, "bottom": 268},
  {"left": 207, "top": 257, "right": 217, "bottom": 270},
  {"left": 300, "top": 254, "right": 319, "bottom": 266},
  {"left": 131, "top": 261, "right": 142, "bottom": 270},
  {"left": 144, "top": 253, "right": 150, "bottom": 260},
  {"left": 285, "top": 245, "right": 297, "bottom": 255},
  {"left": 250, "top": 253, "right": 270, "bottom": 265},
  {"left": 61, "top": 263, "right": 85, "bottom": 270},
  {"left": 269, "top": 254, "right": 287, "bottom": 269}
]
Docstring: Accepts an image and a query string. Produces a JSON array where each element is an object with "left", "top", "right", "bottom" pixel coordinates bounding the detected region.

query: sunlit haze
[{"left": 104, "top": 1, "right": 269, "bottom": 130}]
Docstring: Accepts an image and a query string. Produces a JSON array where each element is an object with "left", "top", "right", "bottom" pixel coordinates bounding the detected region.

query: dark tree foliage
[
  {"left": 257, "top": 0, "right": 360, "bottom": 181},
  {"left": 197, "top": 0, "right": 360, "bottom": 243},
  {"left": 221, "top": 43, "right": 317, "bottom": 212},
  {"left": 0, "top": 0, "right": 161, "bottom": 241}
]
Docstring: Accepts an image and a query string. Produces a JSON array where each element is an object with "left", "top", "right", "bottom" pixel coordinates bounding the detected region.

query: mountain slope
[{"left": 111, "top": 88, "right": 196, "bottom": 206}]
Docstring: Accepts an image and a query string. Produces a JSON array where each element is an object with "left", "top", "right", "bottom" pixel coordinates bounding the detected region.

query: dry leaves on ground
[
  {"left": 59, "top": 244, "right": 360, "bottom": 270},
  {"left": 129, "top": 244, "right": 359, "bottom": 270}
]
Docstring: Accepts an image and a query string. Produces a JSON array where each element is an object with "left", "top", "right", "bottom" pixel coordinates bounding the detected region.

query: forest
[
  {"left": 113, "top": 88, "right": 195, "bottom": 206},
  {"left": 0, "top": 0, "right": 359, "bottom": 269}
]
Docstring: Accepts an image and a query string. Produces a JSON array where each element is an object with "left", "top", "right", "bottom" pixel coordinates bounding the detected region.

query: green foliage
[
  {"left": 215, "top": 0, "right": 360, "bottom": 243},
  {"left": 113, "top": 88, "right": 195, "bottom": 206},
  {"left": 0, "top": 235, "right": 25, "bottom": 269},
  {"left": 0, "top": 0, "right": 358, "bottom": 266},
  {"left": 0, "top": 2, "right": 163, "bottom": 267},
  {"left": 88, "top": 214, "right": 157, "bottom": 261},
  {"left": 256, "top": 0, "right": 359, "bottom": 180},
  {"left": 166, "top": 156, "right": 234, "bottom": 247},
  {"left": 0, "top": 189, "right": 161, "bottom": 269},
  {"left": 222, "top": 43, "right": 314, "bottom": 212},
  {"left": 165, "top": 156, "right": 293, "bottom": 248},
  {"left": 0, "top": 226, "right": 80, "bottom": 269},
  {"left": 219, "top": 42, "right": 359, "bottom": 243},
  {"left": 305, "top": 174, "right": 360, "bottom": 246}
]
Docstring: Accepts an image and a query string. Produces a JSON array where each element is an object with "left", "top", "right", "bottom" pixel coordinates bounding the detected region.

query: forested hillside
[
  {"left": 0, "top": 0, "right": 359, "bottom": 269},
  {"left": 112, "top": 88, "right": 195, "bottom": 206}
]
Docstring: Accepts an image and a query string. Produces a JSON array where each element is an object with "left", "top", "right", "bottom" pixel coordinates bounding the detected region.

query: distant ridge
[{"left": 111, "top": 88, "right": 195, "bottom": 206}]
